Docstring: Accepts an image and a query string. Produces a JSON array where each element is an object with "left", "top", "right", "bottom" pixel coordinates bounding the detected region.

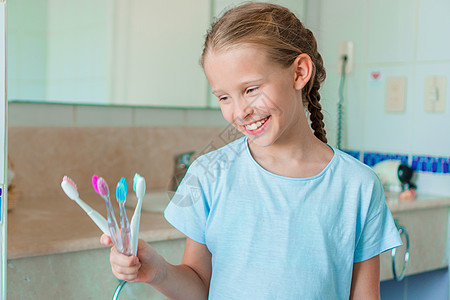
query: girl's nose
[{"left": 234, "top": 99, "right": 254, "bottom": 123}]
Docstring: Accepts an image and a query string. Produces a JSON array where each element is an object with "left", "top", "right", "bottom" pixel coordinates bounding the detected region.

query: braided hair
[{"left": 201, "top": 2, "right": 327, "bottom": 143}]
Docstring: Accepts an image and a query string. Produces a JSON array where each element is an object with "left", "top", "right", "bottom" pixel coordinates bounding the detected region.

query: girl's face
[{"left": 204, "top": 45, "right": 309, "bottom": 148}]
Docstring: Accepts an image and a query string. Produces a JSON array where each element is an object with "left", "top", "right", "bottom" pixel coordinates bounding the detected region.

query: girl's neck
[
  {"left": 248, "top": 130, "right": 323, "bottom": 160},
  {"left": 247, "top": 129, "right": 334, "bottom": 179}
]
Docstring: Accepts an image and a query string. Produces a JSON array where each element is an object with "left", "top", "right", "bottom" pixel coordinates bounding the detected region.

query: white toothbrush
[
  {"left": 61, "top": 176, "right": 110, "bottom": 236},
  {"left": 130, "top": 173, "right": 146, "bottom": 256}
]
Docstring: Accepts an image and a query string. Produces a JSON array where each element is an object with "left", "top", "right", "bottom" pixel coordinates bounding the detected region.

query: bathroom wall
[
  {"left": 9, "top": 0, "right": 450, "bottom": 197},
  {"left": 8, "top": 102, "right": 231, "bottom": 199},
  {"left": 312, "top": 1, "right": 450, "bottom": 297},
  {"left": 8, "top": 102, "right": 227, "bottom": 128},
  {"left": 313, "top": 0, "right": 450, "bottom": 196}
]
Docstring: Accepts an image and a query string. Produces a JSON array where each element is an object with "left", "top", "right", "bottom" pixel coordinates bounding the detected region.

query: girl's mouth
[{"left": 243, "top": 116, "right": 270, "bottom": 135}]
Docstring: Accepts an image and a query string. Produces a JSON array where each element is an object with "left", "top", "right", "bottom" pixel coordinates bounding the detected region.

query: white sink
[{"left": 125, "top": 190, "right": 172, "bottom": 213}]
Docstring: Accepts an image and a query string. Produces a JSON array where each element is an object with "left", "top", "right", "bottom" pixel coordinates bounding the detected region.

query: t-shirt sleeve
[
  {"left": 354, "top": 177, "right": 403, "bottom": 263},
  {"left": 164, "top": 159, "right": 210, "bottom": 245}
]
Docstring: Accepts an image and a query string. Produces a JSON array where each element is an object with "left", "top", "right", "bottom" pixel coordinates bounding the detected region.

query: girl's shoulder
[
  {"left": 333, "top": 148, "right": 381, "bottom": 185},
  {"left": 188, "top": 136, "right": 246, "bottom": 175}
]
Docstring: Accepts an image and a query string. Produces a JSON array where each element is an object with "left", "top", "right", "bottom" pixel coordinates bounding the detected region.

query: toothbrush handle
[
  {"left": 119, "top": 203, "right": 132, "bottom": 255},
  {"left": 108, "top": 220, "right": 122, "bottom": 252},
  {"left": 119, "top": 203, "right": 129, "bottom": 229},
  {"left": 121, "top": 225, "right": 132, "bottom": 256},
  {"left": 106, "top": 198, "right": 123, "bottom": 252},
  {"left": 74, "top": 197, "right": 110, "bottom": 236},
  {"left": 130, "top": 197, "right": 143, "bottom": 256}
]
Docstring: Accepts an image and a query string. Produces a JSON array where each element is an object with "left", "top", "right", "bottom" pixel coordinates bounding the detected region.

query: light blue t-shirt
[{"left": 164, "top": 136, "right": 402, "bottom": 299}]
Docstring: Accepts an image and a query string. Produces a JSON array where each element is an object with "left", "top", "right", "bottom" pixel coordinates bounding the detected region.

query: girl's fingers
[
  {"left": 121, "top": 275, "right": 138, "bottom": 282},
  {"left": 110, "top": 247, "right": 140, "bottom": 267},
  {"left": 112, "top": 268, "right": 138, "bottom": 282},
  {"left": 112, "top": 263, "right": 141, "bottom": 276},
  {"left": 100, "top": 234, "right": 112, "bottom": 245},
  {"left": 109, "top": 246, "right": 142, "bottom": 281}
]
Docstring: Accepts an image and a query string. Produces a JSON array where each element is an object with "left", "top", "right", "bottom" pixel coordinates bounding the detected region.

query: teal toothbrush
[{"left": 116, "top": 177, "right": 132, "bottom": 255}]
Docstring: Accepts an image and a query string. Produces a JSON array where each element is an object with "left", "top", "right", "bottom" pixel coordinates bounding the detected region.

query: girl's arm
[
  {"left": 151, "top": 237, "right": 212, "bottom": 300},
  {"left": 349, "top": 255, "right": 380, "bottom": 300},
  {"left": 102, "top": 235, "right": 211, "bottom": 300}
]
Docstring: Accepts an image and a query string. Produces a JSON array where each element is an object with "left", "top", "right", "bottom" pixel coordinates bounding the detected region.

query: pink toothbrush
[
  {"left": 60, "top": 176, "right": 110, "bottom": 236},
  {"left": 92, "top": 175, "right": 123, "bottom": 253}
]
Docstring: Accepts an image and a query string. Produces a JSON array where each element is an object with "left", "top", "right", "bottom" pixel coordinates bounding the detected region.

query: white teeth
[
  {"left": 246, "top": 123, "right": 258, "bottom": 130},
  {"left": 245, "top": 117, "right": 268, "bottom": 131}
]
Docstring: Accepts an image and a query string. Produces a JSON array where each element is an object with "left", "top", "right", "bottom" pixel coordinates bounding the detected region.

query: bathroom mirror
[
  {"left": 7, "top": 0, "right": 211, "bottom": 108},
  {"left": 7, "top": 0, "right": 306, "bottom": 109}
]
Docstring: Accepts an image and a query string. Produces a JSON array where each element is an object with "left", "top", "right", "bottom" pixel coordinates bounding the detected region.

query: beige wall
[
  {"left": 8, "top": 103, "right": 236, "bottom": 200},
  {"left": 8, "top": 102, "right": 228, "bottom": 128}
]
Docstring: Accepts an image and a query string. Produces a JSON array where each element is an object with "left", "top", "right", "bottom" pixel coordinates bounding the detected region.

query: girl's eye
[{"left": 246, "top": 87, "right": 259, "bottom": 95}]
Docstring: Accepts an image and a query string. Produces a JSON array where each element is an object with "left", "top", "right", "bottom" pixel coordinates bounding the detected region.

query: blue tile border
[
  {"left": 412, "top": 156, "right": 450, "bottom": 174},
  {"left": 342, "top": 150, "right": 360, "bottom": 160},
  {"left": 363, "top": 152, "right": 409, "bottom": 167},
  {"left": 342, "top": 149, "right": 450, "bottom": 174}
]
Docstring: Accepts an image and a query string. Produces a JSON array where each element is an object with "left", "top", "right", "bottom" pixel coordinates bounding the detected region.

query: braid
[
  {"left": 303, "top": 29, "right": 327, "bottom": 143},
  {"left": 307, "top": 85, "right": 327, "bottom": 143}
]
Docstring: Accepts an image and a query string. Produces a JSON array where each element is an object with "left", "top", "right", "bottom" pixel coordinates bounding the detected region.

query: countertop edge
[
  {"left": 8, "top": 193, "right": 450, "bottom": 260},
  {"left": 386, "top": 195, "right": 450, "bottom": 213},
  {"left": 8, "top": 227, "right": 186, "bottom": 260}
]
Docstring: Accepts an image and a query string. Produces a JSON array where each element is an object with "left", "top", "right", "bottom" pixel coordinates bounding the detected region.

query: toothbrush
[
  {"left": 92, "top": 175, "right": 123, "bottom": 253},
  {"left": 60, "top": 176, "right": 109, "bottom": 236},
  {"left": 130, "top": 173, "right": 146, "bottom": 256},
  {"left": 116, "top": 177, "right": 132, "bottom": 255}
]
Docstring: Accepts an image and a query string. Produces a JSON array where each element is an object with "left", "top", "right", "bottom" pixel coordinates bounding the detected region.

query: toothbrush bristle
[
  {"left": 63, "top": 176, "right": 77, "bottom": 190},
  {"left": 92, "top": 175, "right": 100, "bottom": 194},
  {"left": 116, "top": 184, "right": 125, "bottom": 202},
  {"left": 120, "top": 177, "right": 128, "bottom": 195},
  {"left": 135, "top": 176, "right": 146, "bottom": 199},
  {"left": 116, "top": 177, "right": 127, "bottom": 202},
  {"left": 97, "top": 177, "right": 110, "bottom": 197},
  {"left": 133, "top": 173, "right": 141, "bottom": 192}
]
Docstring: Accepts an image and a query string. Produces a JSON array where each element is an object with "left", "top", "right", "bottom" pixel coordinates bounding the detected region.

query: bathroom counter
[
  {"left": 7, "top": 192, "right": 184, "bottom": 260},
  {"left": 379, "top": 192, "right": 450, "bottom": 281},
  {"left": 385, "top": 192, "right": 450, "bottom": 213},
  {"left": 6, "top": 191, "right": 450, "bottom": 297},
  {"left": 7, "top": 191, "right": 450, "bottom": 260}
]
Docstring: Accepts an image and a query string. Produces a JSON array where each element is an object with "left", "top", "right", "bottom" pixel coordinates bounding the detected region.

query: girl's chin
[
  {"left": 234, "top": 124, "right": 274, "bottom": 147},
  {"left": 246, "top": 135, "right": 274, "bottom": 147}
]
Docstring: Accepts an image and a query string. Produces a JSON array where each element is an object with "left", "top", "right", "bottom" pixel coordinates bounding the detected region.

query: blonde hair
[{"left": 201, "top": 2, "right": 327, "bottom": 143}]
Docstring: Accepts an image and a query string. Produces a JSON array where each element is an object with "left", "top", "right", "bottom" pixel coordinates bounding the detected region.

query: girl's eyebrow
[
  {"left": 212, "top": 89, "right": 225, "bottom": 95},
  {"left": 212, "top": 78, "right": 264, "bottom": 94},
  {"left": 240, "top": 77, "right": 264, "bottom": 85}
]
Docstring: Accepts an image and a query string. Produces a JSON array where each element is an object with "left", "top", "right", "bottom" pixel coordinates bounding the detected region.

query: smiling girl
[{"left": 101, "top": 3, "right": 402, "bottom": 299}]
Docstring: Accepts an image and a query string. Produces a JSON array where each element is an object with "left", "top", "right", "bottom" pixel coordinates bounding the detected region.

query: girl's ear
[{"left": 293, "top": 53, "right": 313, "bottom": 90}]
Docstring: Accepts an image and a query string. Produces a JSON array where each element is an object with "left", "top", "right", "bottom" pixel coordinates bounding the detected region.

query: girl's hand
[{"left": 100, "top": 234, "right": 164, "bottom": 284}]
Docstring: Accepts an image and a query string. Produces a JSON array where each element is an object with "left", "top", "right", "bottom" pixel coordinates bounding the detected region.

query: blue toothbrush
[{"left": 116, "top": 177, "right": 132, "bottom": 256}]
